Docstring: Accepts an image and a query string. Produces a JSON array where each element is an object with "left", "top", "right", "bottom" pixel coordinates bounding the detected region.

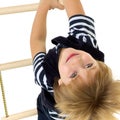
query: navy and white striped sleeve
[
  {"left": 69, "top": 14, "right": 98, "bottom": 49},
  {"left": 33, "top": 52, "right": 49, "bottom": 90}
]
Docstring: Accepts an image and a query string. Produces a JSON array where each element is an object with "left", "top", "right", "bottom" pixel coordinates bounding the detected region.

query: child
[{"left": 30, "top": 0, "right": 120, "bottom": 120}]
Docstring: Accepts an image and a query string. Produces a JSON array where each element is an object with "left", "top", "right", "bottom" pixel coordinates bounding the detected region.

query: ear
[{"left": 58, "top": 79, "right": 63, "bottom": 86}]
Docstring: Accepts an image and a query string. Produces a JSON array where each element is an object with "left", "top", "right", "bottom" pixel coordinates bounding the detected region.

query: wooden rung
[
  {"left": 0, "top": 3, "right": 39, "bottom": 15},
  {"left": 0, "top": 58, "right": 32, "bottom": 71},
  {"left": 1, "top": 109, "right": 37, "bottom": 120}
]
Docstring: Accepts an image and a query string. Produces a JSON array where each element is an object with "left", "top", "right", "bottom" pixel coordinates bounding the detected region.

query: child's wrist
[{"left": 38, "top": 1, "right": 51, "bottom": 11}]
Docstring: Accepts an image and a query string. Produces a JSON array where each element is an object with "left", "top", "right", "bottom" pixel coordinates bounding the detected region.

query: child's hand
[
  {"left": 40, "top": 0, "right": 64, "bottom": 10},
  {"left": 50, "top": 0, "right": 64, "bottom": 10}
]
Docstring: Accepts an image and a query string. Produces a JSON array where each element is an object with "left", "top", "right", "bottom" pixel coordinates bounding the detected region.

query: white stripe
[
  {"left": 48, "top": 89, "right": 54, "bottom": 93},
  {"left": 75, "top": 33, "right": 88, "bottom": 39},
  {"left": 33, "top": 57, "right": 44, "bottom": 67},
  {"left": 75, "top": 33, "right": 98, "bottom": 48},
  {"left": 33, "top": 53, "right": 45, "bottom": 63},
  {"left": 73, "top": 27, "right": 96, "bottom": 38},
  {"left": 34, "top": 60, "right": 43, "bottom": 72},
  {"left": 50, "top": 116, "right": 64, "bottom": 120},
  {"left": 70, "top": 22, "right": 95, "bottom": 32},
  {"left": 49, "top": 111, "right": 64, "bottom": 120},
  {"left": 49, "top": 111, "right": 67, "bottom": 117},
  {"left": 69, "top": 16, "right": 94, "bottom": 25},
  {"left": 33, "top": 58, "right": 42, "bottom": 67},
  {"left": 36, "top": 67, "right": 44, "bottom": 85},
  {"left": 43, "top": 74, "right": 48, "bottom": 89},
  {"left": 90, "top": 36, "right": 98, "bottom": 48},
  {"left": 49, "top": 111, "right": 58, "bottom": 115}
]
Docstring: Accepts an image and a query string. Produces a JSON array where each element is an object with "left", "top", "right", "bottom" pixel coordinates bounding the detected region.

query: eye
[
  {"left": 85, "top": 63, "right": 93, "bottom": 68},
  {"left": 70, "top": 72, "right": 77, "bottom": 78}
]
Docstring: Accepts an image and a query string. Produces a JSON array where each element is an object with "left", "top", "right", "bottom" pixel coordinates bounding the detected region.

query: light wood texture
[
  {"left": 1, "top": 109, "right": 37, "bottom": 120},
  {"left": 0, "top": 58, "right": 32, "bottom": 71},
  {"left": 0, "top": 3, "right": 39, "bottom": 15}
]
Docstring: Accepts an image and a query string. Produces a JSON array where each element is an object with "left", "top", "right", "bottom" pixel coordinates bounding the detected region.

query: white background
[{"left": 0, "top": 0, "right": 120, "bottom": 119}]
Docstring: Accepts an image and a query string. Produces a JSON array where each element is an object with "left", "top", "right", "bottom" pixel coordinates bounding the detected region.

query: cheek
[
  {"left": 59, "top": 64, "right": 69, "bottom": 78},
  {"left": 59, "top": 65, "right": 66, "bottom": 75}
]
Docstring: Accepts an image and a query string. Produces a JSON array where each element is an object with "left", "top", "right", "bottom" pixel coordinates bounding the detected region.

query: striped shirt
[{"left": 33, "top": 15, "right": 102, "bottom": 120}]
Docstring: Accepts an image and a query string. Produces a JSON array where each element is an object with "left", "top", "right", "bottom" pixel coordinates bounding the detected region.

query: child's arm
[
  {"left": 30, "top": 0, "right": 64, "bottom": 58},
  {"left": 63, "top": 0, "right": 85, "bottom": 18},
  {"left": 30, "top": 2, "right": 48, "bottom": 58}
]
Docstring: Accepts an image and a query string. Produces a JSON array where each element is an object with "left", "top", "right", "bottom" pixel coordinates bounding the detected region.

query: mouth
[{"left": 66, "top": 53, "right": 79, "bottom": 62}]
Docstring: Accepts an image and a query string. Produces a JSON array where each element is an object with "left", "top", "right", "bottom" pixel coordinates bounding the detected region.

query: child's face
[{"left": 58, "top": 48, "right": 99, "bottom": 85}]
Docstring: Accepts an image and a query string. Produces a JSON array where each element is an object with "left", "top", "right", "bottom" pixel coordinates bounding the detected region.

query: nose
[{"left": 67, "top": 57, "right": 83, "bottom": 69}]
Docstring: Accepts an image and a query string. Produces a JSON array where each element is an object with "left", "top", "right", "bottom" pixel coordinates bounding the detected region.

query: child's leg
[{"left": 63, "top": 0, "right": 85, "bottom": 18}]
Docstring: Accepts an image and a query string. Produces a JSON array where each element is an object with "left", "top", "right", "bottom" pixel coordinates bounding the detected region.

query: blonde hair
[{"left": 54, "top": 61, "right": 120, "bottom": 120}]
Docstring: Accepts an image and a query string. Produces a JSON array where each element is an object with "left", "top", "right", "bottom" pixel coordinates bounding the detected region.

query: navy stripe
[
  {"left": 69, "top": 15, "right": 95, "bottom": 38},
  {"left": 70, "top": 19, "right": 94, "bottom": 28},
  {"left": 70, "top": 25, "right": 95, "bottom": 37}
]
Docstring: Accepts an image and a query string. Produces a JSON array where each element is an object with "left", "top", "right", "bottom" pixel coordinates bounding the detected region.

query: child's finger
[{"left": 57, "top": 4, "right": 64, "bottom": 10}]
